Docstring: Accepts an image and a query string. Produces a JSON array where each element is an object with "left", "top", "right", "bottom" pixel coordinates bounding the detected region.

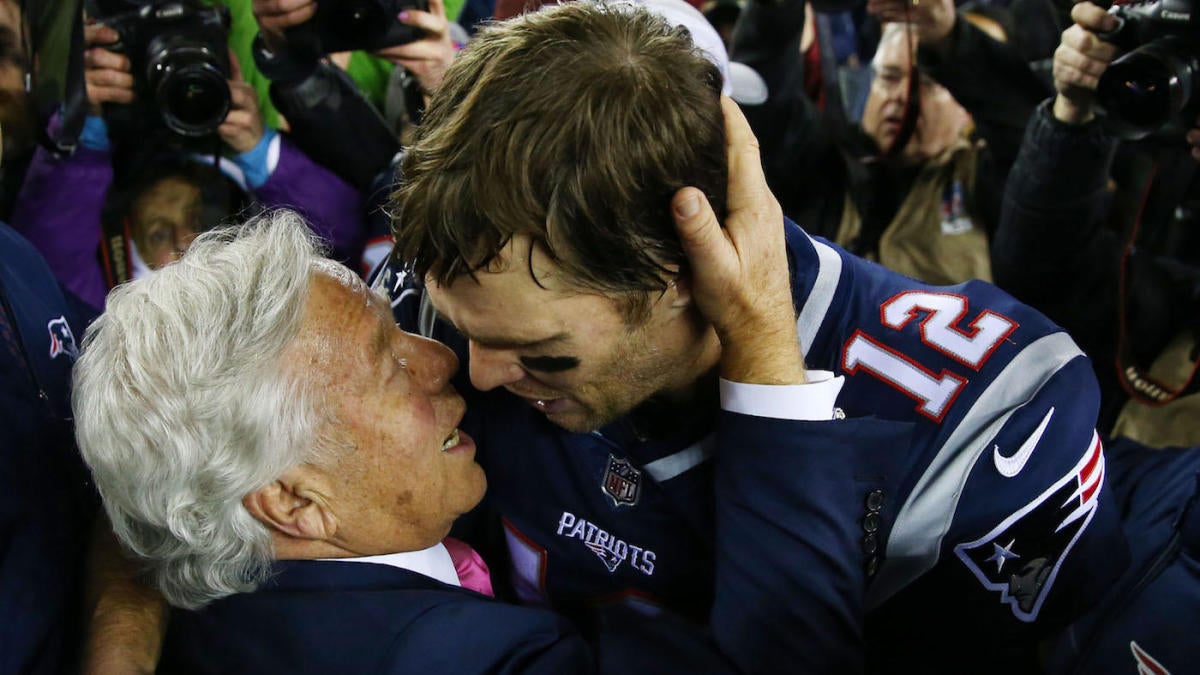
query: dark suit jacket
[{"left": 159, "top": 559, "right": 593, "bottom": 674}]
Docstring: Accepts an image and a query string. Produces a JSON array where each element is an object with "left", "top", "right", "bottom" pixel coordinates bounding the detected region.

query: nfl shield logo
[{"left": 602, "top": 454, "right": 641, "bottom": 507}]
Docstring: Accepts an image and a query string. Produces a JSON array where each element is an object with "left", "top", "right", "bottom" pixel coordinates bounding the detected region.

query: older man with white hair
[
  {"left": 73, "top": 213, "right": 592, "bottom": 672},
  {"left": 75, "top": 211, "right": 741, "bottom": 673}
]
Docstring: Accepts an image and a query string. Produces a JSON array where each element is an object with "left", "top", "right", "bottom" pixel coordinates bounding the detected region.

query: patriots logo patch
[
  {"left": 47, "top": 316, "right": 78, "bottom": 360},
  {"left": 955, "top": 433, "right": 1105, "bottom": 622}
]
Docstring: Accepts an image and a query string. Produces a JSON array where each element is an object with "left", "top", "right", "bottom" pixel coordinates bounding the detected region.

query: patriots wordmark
[{"left": 556, "top": 511, "right": 656, "bottom": 575}]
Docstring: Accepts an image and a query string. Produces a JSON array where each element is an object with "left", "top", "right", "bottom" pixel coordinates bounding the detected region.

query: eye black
[{"left": 520, "top": 356, "right": 580, "bottom": 373}]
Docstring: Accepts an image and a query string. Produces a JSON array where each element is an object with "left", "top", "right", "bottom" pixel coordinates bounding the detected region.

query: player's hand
[
  {"left": 84, "top": 23, "right": 134, "bottom": 114},
  {"left": 218, "top": 53, "right": 265, "bottom": 154},
  {"left": 1051, "top": 2, "right": 1119, "bottom": 125},
  {"left": 374, "top": 0, "right": 457, "bottom": 97},
  {"left": 251, "top": 0, "right": 317, "bottom": 48},
  {"left": 866, "top": 0, "right": 956, "bottom": 46},
  {"left": 671, "top": 97, "right": 806, "bottom": 385}
]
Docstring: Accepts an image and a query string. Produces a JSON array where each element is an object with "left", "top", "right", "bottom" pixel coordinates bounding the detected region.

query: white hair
[{"left": 73, "top": 211, "right": 336, "bottom": 609}]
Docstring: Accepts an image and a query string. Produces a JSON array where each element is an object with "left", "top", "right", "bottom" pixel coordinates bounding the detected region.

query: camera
[
  {"left": 286, "top": 0, "right": 430, "bottom": 55},
  {"left": 1096, "top": 0, "right": 1200, "bottom": 139},
  {"left": 100, "top": 0, "right": 232, "bottom": 137}
]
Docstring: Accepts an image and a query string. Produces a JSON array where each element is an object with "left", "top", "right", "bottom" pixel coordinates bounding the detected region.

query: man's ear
[
  {"left": 242, "top": 465, "right": 338, "bottom": 542},
  {"left": 668, "top": 273, "right": 695, "bottom": 310}
]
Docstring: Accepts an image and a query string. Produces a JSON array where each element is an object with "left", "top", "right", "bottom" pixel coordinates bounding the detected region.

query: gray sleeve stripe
[
  {"left": 866, "top": 331, "right": 1086, "bottom": 609},
  {"left": 797, "top": 236, "right": 843, "bottom": 358},
  {"left": 643, "top": 435, "right": 716, "bottom": 483}
]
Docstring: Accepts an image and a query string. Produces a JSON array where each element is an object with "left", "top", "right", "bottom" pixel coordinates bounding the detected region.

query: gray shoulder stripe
[
  {"left": 866, "top": 331, "right": 1085, "bottom": 609},
  {"left": 797, "top": 236, "right": 843, "bottom": 358},
  {"left": 643, "top": 435, "right": 716, "bottom": 483}
]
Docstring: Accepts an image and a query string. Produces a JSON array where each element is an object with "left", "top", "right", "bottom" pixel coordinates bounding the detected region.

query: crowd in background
[
  {"left": 3, "top": 0, "right": 1196, "bottom": 448},
  {"left": 3, "top": 0, "right": 1200, "bottom": 670}
]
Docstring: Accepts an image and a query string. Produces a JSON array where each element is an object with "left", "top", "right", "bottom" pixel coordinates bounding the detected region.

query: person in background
[
  {"left": 995, "top": 1, "right": 1200, "bottom": 448},
  {"left": 10, "top": 19, "right": 366, "bottom": 311},
  {"left": 732, "top": 0, "right": 1021, "bottom": 284}
]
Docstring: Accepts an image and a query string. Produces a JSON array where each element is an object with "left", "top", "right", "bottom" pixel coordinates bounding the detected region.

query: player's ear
[
  {"left": 668, "top": 272, "right": 694, "bottom": 310},
  {"left": 654, "top": 263, "right": 694, "bottom": 311}
]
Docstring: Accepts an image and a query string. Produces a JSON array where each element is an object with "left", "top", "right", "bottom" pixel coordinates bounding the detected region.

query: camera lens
[
  {"left": 148, "top": 45, "right": 231, "bottom": 136},
  {"left": 158, "top": 63, "right": 230, "bottom": 135},
  {"left": 1098, "top": 36, "right": 1199, "bottom": 139}
]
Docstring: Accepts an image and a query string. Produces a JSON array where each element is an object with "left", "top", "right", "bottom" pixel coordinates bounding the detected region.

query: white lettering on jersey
[{"left": 556, "top": 511, "right": 656, "bottom": 576}]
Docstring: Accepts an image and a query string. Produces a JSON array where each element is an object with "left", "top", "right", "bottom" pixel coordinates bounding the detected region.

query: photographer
[
  {"left": 12, "top": 11, "right": 368, "bottom": 311},
  {"left": 994, "top": 1, "right": 1200, "bottom": 448},
  {"left": 252, "top": 0, "right": 459, "bottom": 106},
  {"left": 731, "top": 0, "right": 1039, "bottom": 286}
]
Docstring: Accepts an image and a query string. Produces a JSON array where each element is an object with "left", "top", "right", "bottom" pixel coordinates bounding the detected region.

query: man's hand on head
[
  {"left": 671, "top": 97, "right": 806, "bottom": 386},
  {"left": 1051, "top": 2, "right": 1119, "bottom": 125}
]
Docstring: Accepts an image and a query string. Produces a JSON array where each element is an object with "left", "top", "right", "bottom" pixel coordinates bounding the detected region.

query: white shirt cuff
[{"left": 719, "top": 370, "right": 845, "bottom": 421}]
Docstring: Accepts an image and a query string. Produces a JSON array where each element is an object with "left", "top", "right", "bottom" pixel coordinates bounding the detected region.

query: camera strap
[
  {"left": 97, "top": 216, "right": 133, "bottom": 290},
  {"left": 45, "top": 0, "right": 87, "bottom": 155},
  {"left": 880, "top": 13, "right": 921, "bottom": 160},
  {"left": 1115, "top": 161, "right": 1200, "bottom": 405}
]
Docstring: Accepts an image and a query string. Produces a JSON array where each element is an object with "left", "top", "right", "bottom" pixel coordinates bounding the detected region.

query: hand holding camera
[
  {"left": 217, "top": 53, "right": 265, "bottom": 154},
  {"left": 1051, "top": 2, "right": 1119, "bottom": 125},
  {"left": 373, "top": 0, "right": 456, "bottom": 96},
  {"left": 251, "top": 0, "right": 317, "bottom": 50},
  {"left": 83, "top": 22, "right": 135, "bottom": 114},
  {"left": 97, "top": 0, "right": 233, "bottom": 138}
]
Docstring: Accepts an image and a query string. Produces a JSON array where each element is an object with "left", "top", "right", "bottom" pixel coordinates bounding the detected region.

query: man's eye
[{"left": 520, "top": 355, "right": 580, "bottom": 373}]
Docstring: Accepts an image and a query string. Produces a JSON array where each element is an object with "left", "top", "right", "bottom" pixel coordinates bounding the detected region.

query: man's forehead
[{"left": 474, "top": 234, "right": 571, "bottom": 287}]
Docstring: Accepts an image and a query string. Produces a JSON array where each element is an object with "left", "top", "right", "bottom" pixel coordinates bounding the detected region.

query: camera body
[
  {"left": 288, "top": 0, "right": 430, "bottom": 54},
  {"left": 102, "top": 0, "right": 231, "bottom": 137},
  {"left": 1096, "top": 0, "right": 1200, "bottom": 139}
]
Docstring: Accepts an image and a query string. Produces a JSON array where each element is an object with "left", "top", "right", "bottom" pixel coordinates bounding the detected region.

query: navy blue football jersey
[{"left": 374, "top": 219, "right": 1126, "bottom": 673}]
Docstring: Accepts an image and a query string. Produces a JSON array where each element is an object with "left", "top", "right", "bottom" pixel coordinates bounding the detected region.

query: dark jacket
[
  {"left": 161, "top": 558, "right": 736, "bottom": 674},
  {"left": 994, "top": 99, "right": 1200, "bottom": 446},
  {"left": 0, "top": 223, "right": 98, "bottom": 674}
]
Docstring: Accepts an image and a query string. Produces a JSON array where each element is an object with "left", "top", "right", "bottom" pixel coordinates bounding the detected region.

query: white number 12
[{"left": 842, "top": 291, "right": 1017, "bottom": 422}]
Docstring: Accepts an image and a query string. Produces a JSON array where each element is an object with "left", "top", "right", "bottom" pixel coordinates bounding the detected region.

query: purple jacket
[{"left": 11, "top": 134, "right": 366, "bottom": 311}]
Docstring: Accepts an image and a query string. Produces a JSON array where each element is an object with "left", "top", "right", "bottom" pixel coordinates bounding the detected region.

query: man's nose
[
  {"left": 404, "top": 333, "right": 461, "bottom": 392},
  {"left": 467, "top": 340, "right": 525, "bottom": 392}
]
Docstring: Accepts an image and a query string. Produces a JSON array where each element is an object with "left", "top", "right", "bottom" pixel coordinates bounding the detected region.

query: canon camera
[
  {"left": 100, "top": 0, "right": 231, "bottom": 137},
  {"left": 287, "top": 0, "right": 430, "bottom": 55},
  {"left": 1096, "top": 0, "right": 1200, "bottom": 139}
]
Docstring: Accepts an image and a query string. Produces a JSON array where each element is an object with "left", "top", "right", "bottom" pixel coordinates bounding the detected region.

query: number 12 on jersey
[{"left": 842, "top": 291, "right": 1017, "bottom": 422}]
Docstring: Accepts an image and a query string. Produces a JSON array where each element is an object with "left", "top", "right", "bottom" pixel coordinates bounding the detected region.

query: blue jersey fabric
[
  {"left": 0, "top": 223, "right": 98, "bottom": 674},
  {"left": 375, "top": 219, "right": 1149, "bottom": 673}
]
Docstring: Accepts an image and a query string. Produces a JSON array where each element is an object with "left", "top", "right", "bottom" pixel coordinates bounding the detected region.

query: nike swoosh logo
[{"left": 993, "top": 408, "right": 1055, "bottom": 478}]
